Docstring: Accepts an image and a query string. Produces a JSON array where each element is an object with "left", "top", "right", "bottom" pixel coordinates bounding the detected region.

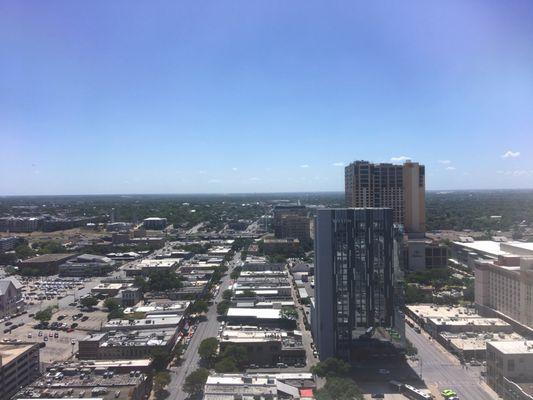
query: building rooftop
[
  {"left": 428, "top": 316, "right": 510, "bottom": 328},
  {"left": 488, "top": 340, "right": 533, "bottom": 354},
  {"left": 0, "top": 276, "right": 23, "bottom": 294},
  {"left": 20, "top": 253, "right": 75, "bottom": 263},
  {"left": 407, "top": 304, "right": 478, "bottom": 320},
  {"left": 14, "top": 368, "right": 149, "bottom": 400},
  {"left": 227, "top": 308, "right": 281, "bottom": 319},
  {"left": 103, "top": 315, "right": 182, "bottom": 330},
  {"left": 124, "top": 301, "right": 190, "bottom": 315},
  {"left": 0, "top": 343, "right": 35, "bottom": 365},
  {"left": 442, "top": 331, "right": 523, "bottom": 351}
]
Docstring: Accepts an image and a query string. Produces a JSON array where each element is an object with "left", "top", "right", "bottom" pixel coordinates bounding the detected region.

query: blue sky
[{"left": 1, "top": 1, "right": 532, "bottom": 195}]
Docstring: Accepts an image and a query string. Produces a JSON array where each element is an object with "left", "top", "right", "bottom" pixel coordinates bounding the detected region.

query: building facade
[
  {"left": 344, "top": 160, "right": 425, "bottom": 233},
  {"left": 0, "top": 277, "right": 25, "bottom": 318},
  {"left": 475, "top": 256, "right": 533, "bottom": 329},
  {"left": 314, "top": 208, "right": 403, "bottom": 361},
  {"left": 0, "top": 343, "right": 40, "bottom": 400},
  {"left": 142, "top": 217, "right": 167, "bottom": 230},
  {"left": 273, "top": 205, "right": 311, "bottom": 243}
]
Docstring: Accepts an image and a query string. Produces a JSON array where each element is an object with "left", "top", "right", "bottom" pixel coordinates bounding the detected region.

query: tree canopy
[
  {"left": 311, "top": 357, "right": 351, "bottom": 377},
  {"left": 315, "top": 377, "right": 364, "bottom": 400},
  {"left": 184, "top": 368, "right": 209, "bottom": 395},
  {"left": 198, "top": 337, "right": 219, "bottom": 361}
]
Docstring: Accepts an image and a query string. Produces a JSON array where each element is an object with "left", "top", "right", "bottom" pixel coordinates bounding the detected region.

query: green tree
[
  {"left": 15, "top": 244, "right": 35, "bottom": 259},
  {"left": 315, "top": 377, "right": 363, "bottom": 400},
  {"left": 280, "top": 306, "right": 298, "bottom": 320},
  {"left": 230, "top": 266, "right": 242, "bottom": 280},
  {"left": 151, "top": 348, "right": 170, "bottom": 371},
  {"left": 236, "top": 289, "right": 255, "bottom": 298},
  {"left": 38, "top": 240, "right": 65, "bottom": 254},
  {"left": 198, "top": 337, "right": 219, "bottom": 361},
  {"left": 80, "top": 296, "right": 99, "bottom": 309},
  {"left": 133, "top": 276, "right": 149, "bottom": 293},
  {"left": 183, "top": 368, "right": 209, "bottom": 395},
  {"left": 147, "top": 270, "right": 183, "bottom": 291},
  {"left": 217, "top": 300, "right": 230, "bottom": 316},
  {"left": 153, "top": 371, "right": 171, "bottom": 399},
  {"left": 190, "top": 300, "right": 209, "bottom": 314},
  {"left": 104, "top": 298, "right": 121, "bottom": 311},
  {"left": 222, "top": 289, "right": 233, "bottom": 301},
  {"left": 34, "top": 307, "right": 53, "bottom": 323},
  {"left": 311, "top": 358, "right": 351, "bottom": 378},
  {"left": 221, "top": 344, "right": 248, "bottom": 368},
  {"left": 214, "top": 357, "right": 238, "bottom": 373}
]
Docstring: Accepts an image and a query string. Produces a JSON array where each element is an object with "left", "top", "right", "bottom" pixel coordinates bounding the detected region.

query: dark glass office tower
[{"left": 313, "top": 208, "right": 403, "bottom": 361}]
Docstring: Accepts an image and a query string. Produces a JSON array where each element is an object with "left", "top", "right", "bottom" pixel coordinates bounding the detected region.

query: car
[
  {"left": 378, "top": 369, "right": 390, "bottom": 375},
  {"left": 71, "top": 339, "right": 76, "bottom": 345},
  {"left": 54, "top": 332, "right": 59, "bottom": 338},
  {"left": 276, "top": 363, "right": 288, "bottom": 368},
  {"left": 38, "top": 331, "right": 43, "bottom": 336},
  {"left": 49, "top": 332, "right": 54, "bottom": 337},
  {"left": 441, "top": 389, "right": 457, "bottom": 398},
  {"left": 3, "top": 328, "right": 11, "bottom": 334},
  {"left": 371, "top": 394, "right": 385, "bottom": 399},
  {"left": 5, "top": 321, "right": 12, "bottom": 326},
  {"left": 81, "top": 316, "right": 89, "bottom": 322},
  {"left": 27, "top": 333, "right": 32, "bottom": 338},
  {"left": 44, "top": 336, "right": 48, "bottom": 341},
  {"left": 249, "top": 364, "right": 259, "bottom": 369}
]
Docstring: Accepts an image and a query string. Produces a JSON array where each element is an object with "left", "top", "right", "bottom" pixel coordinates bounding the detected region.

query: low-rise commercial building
[
  {"left": 220, "top": 327, "right": 305, "bottom": 366},
  {"left": 59, "top": 254, "right": 116, "bottom": 277},
  {"left": 0, "top": 217, "right": 42, "bottom": 232},
  {"left": 0, "top": 236, "right": 23, "bottom": 253},
  {"left": 14, "top": 363, "right": 150, "bottom": 400},
  {"left": 440, "top": 331, "right": 523, "bottom": 361},
  {"left": 19, "top": 253, "right": 76, "bottom": 275},
  {"left": 142, "top": 217, "right": 167, "bottom": 230},
  {"left": 204, "top": 373, "right": 315, "bottom": 400},
  {"left": 123, "top": 300, "right": 190, "bottom": 317},
  {"left": 487, "top": 340, "right": 533, "bottom": 398},
  {"left": 103, "top": 315, "right": 183, "bottom": 331},
  {"left": 124, "top": 258, "right": 179, "bottom": 277},
  {"left": 226, "top": 308, "right": 296, "bottom": 329},
  {"left": 0, "top": 277, "right": 25, "bottom": 318},
  {"left": 451, "top": 238, "right": 533, "bottom": 271},
  {"left": 0, "top": 343, "right": 40, "bottom": 400},
  {"left": 475, "top": 256, "right": 533, "bottom": 331},
  {"left": 78, "top": 329, "right": 178, "bottom": 360},
  {"left": 263, "top": 238, "right": 300, "bottom": 255}
]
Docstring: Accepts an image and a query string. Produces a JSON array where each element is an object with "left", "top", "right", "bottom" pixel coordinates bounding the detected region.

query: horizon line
[{"left": 2, "top": 187, "right": 533, "bottom": 198}]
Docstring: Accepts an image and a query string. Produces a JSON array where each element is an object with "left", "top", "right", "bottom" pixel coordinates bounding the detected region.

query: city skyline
[{"left": 2, "top": 1, "right": 533, "bottom": 195}]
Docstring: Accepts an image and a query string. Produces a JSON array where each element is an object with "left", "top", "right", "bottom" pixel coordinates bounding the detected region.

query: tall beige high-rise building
[{"left": 344, "top": 160, "right": 425, "bottom": 233}]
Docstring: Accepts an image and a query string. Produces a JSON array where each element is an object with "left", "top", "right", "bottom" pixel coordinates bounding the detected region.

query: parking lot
[{"left": 1, "top": 275, "right": 108, "bottom": 364}]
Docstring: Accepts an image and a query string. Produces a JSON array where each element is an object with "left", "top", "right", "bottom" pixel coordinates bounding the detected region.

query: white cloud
[
  {"left": 249, "top": 177, "right": 260, "bottom": 181},
  {"left": 390, "top": 156, "right": 411, "bottom": 163},
  {"left": 445, "top": 166, "right": 456, "bottom": 171},
  {"left": 332, "top": 162, "right": 345, "bottom": 167},
  {"left": 502, "top": 150, "right": 520, "bottom": 159},
  {"left": 438, "top": 160, "right": 451, "bottom": 164},
  {"left": 300, "top": 164, "right": 310, "bottom": 168},
  {"left": 497, "top": 170, "right": 533, "bottom": 176},
  {"left": 232, "top": 167, "right": 238, "bottom": 171},
  {"left": 197, "top": 170, "right": 207, "bottom": 175}
]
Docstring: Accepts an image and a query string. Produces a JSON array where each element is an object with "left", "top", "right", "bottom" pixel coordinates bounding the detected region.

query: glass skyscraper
[{"left": 313, "top": 208, "right": 404, "bottom": 361}]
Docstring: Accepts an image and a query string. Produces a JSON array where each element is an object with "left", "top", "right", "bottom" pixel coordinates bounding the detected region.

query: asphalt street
[
  {"left": 167, "top": 251, "right": 240, "bottom": 400},
  {"left": 406, "top": 324, "right": 498, "bottom": 400}
]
